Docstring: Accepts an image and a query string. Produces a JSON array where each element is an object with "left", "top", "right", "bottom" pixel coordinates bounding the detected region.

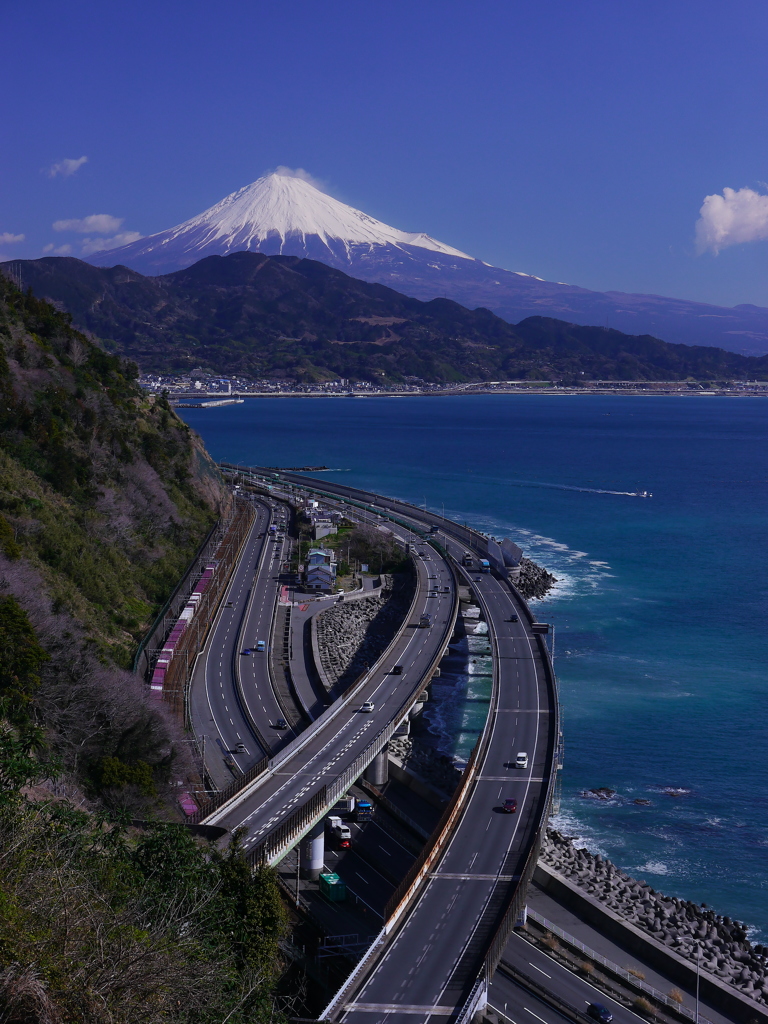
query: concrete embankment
[
  {"left": 539, "top": 830, "right": 768, "bottom": 1022},
  {"left": 312, "top": 572, "right": 415, "bottom": 696}
]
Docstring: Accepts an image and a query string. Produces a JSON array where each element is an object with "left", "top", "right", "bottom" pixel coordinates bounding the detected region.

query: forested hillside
[
  {"left": 0, "top": 276, "right": 289, "bottom": 1022},
  {"left": 7, "top": 253, "right": 768, "bottom": 383}
]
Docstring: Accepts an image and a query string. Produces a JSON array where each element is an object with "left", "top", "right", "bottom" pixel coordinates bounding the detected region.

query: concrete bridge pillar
[
  {"left": 409, "top": 690, "right": 430, "bottom": 721},
  {"left": 300, "top": 821, "right": 325, "bottom": 880},
  {"left": 365, "top": 745, "right": 389, "bottom": 786}
]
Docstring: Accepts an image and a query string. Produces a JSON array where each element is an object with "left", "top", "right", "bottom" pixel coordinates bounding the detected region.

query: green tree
[{"left": 0, "top": 595, "right": 49, "bottom": 723}]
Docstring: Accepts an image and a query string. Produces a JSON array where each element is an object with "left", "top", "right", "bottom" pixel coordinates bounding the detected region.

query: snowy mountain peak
[{"left": 89, "top": 170, "right": 473, "bottom": 272}]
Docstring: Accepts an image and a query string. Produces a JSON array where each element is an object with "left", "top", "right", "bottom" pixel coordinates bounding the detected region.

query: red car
[{"left": 502, "top": 798, "right": 517, "bottom": 813}]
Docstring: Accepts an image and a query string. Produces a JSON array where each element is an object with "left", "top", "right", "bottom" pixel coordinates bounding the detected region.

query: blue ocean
[{"left": 179, "top": 395, "right": 768, "bottom": 937}]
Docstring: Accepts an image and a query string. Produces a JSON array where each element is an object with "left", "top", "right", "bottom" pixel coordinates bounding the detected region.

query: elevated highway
[
  {"left": 202, "top": 528, "right": 457, "bottom": 862},
  {"left": 213, "top": 466, "right": 558, "bottom": 1022}
]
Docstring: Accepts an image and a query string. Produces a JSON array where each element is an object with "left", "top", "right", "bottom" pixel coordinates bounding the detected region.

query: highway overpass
[{"left": 191, "top": 466, "right": 559, "bottom": 1021}]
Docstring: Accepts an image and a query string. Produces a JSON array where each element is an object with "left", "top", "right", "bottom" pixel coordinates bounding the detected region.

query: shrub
[
  {"left": 633, "top": 996, "right": 655, "bottom": 1017},
  {"left": 92, "top": 756, "right": 157, "bottom": 796}
]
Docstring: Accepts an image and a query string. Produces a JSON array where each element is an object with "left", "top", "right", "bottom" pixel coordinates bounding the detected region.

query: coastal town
[{"left": 140, "top": 371, "right": 768, "bottom": 399}]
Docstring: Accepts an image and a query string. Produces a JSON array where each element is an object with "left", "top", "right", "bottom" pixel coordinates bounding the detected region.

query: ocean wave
[
  {"left": 548, "top": 808, "right": 613, "bottom": 857},
  {"left": 630, "top": 860, "right": 671, "bottom": 876},
  {"left": 444, "top": 515, "right": 617, "bottom": 605}
]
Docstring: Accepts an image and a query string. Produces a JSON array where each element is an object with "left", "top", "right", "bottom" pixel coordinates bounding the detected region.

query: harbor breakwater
[
  {"left": 516, "top": 557, "right": 558, "bottom": 600},
  {"left": 542, "top": 830, "right": 768, "bottom": 1010}
]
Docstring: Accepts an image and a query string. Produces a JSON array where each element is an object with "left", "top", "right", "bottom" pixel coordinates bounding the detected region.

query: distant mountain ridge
[
  {"left": 84, "top": 170, "right": 768, "bottom": 357},
  {"left": 4, "top": 251, "right": 768, "bottom": 384}
]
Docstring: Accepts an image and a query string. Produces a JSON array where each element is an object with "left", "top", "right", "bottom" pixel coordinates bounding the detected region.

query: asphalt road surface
[
  {"left": 189, "top": 497, "right": 293, "bottom": 786},
  {"left": 490, "top": 931, "right": 647, "bottom": 1024},
  {"left": 205, "top": 538, "right": 457, "bottom": 855},
  {"left": 209, "top": 472, "right": 555, "bottom": 1024}
]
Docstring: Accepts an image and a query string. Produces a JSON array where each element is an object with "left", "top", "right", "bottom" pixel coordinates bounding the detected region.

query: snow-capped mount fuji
[
  {"left": 88, "top": 170, "right": 768, "bottom": 356},
  {"left": 89, "top": 171, "right": 472, "bottom": 274}
]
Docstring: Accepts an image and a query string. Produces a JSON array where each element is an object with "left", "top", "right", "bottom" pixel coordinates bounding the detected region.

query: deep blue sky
[{"left": 4, "top": 1, "right": 768, "bottom": 307}]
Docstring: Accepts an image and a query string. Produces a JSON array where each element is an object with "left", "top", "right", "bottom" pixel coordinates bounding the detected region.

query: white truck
[
  {"left": 332, "top": 795, "right": 356, "bottom": 815},
  {"left": 327, "top": 816, "right": 352, "bottom": 848}
]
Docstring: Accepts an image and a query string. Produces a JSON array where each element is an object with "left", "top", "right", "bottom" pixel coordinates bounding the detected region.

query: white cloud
[
  {"left": 270, "top": 165, "right": 328, "bottom": 191},
  {"left": 79, "top": 231, "right": 142, "bottom": 255},
  {"left": 53, "top": 213, "right": 124, "bottom": 234},
  {"left": 48, "top": 156, "right": 88, "bottom": 178},
  {"left": 43, "top": 243, "right": 73, "bottom": 255},
  {"left": 0, "top": 232, "right": 25, "bottom": 244},
  {"left": 695, "top": 186, "right": 768, "bottom": 254}
]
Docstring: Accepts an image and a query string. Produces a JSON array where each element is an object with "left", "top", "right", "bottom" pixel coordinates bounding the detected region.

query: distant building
[{"left": 312, "top": 519, "right": 337, "bottom": 540}]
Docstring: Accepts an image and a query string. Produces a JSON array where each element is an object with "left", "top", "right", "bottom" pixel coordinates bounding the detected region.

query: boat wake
[{"left": 507, "top": 478, "right": 650, "bottom": 497}]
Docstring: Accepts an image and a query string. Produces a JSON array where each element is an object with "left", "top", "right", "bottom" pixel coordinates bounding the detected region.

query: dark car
[
  {"left": 502, "top": 798, "right": 517, "bottom": 813},
  {"left": 392, "top": 665, "right": 403, "bottom": 675},
  {"left": 274, "top": 718, "right": 288, "bottom": 729},
  {"left": 587, "top": 1004, "right": 613, "bottom": 1023},
  {"left": 241, "top": 648, "right": 252, "bottom": 656},
  {"left": 509, "top": 613, "right": 519, "bottom": 622}
]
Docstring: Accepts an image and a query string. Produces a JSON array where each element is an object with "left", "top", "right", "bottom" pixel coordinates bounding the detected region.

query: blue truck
[{"left": 354, "top": 799, "right": 372, "bottom": 822}]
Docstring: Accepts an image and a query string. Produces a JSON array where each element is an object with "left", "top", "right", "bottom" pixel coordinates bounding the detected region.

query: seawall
[{"left": 538, "top": 832, "right": 768, "bottom": 1023}]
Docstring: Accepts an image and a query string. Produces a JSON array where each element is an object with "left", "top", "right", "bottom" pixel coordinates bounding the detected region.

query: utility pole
[
  {"left": 696, "top": 941, "right": 701, "bottom": 1024},
  {"left": 296, "top": 848, "right": 301, "bottom": 907}
]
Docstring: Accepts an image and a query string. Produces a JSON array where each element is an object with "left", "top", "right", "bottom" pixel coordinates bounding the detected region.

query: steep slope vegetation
[
  {"left": 8, "top": 253, "right": 768, "bottom": 383},
  {"left": 0, "top": 277, "right": 291, "bottom": 1021},
  {"left": 0, "top": 274, "right": 226, "bottom": 653},
  {"left": 0, "top": 271, "right": 234, "bottom": 797}
]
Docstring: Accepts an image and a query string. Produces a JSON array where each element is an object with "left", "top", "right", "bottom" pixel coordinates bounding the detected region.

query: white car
[
  {"left": 360, "top": 701, "right": 375, "bottom": 713},
  {"left": 515, "top": 752, "right": 529, "bottom": 769}
]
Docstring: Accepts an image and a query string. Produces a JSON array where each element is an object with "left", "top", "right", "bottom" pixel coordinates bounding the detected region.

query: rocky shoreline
[
  {"left": 542, "top": 830, "right": 768, "bottom": 1004},
  {"left": 517, "top": 557, "right": 558, "bottom": 600}
]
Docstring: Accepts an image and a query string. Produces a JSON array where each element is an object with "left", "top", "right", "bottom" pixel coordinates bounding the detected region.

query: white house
[{"left": 305, "top": 547, "right": 337, "bottom": 591}]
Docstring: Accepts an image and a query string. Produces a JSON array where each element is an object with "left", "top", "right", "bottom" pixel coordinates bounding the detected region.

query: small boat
[{"left": 634, "top": 489, "right": 652, "bottom": 498}]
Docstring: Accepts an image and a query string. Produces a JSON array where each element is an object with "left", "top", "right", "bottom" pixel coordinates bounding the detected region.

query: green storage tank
[{"left": 319, "top": 872, "right": 346, "bottom": 902}]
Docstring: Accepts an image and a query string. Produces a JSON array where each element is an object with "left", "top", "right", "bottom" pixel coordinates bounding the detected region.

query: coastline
[
  {"left": 177, "top": 395, "right": 768, "bottom": 937},
  {"left": 540, "top": 830, "right": 768, "bottom": 1012},
  {"left": 169, "top": 387, "right": 768, "bottom": 401}
]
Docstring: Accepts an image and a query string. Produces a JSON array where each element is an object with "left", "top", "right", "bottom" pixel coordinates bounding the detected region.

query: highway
[
  {"left": 189, "top": 496, "right": 294, "bottom": 783},
  {"left": 489, "top": 932, "right": 645, "bottom": 1024},
  {"left": 203, "top": 525, "right": 458, "bottom": 859},
  {"left": 242, "top": 471, "right": 555, "bottom": 1021},
  {"left": 201, "top": 468, "right": 556, "bottom": 1022},
  {"left": 338, "top": 567, "right": 552, "bottom": 1022}
]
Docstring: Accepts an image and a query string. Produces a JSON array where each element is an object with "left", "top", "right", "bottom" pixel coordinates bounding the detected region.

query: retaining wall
[{"left": 534, "top": 863, "right": 768, "bottom": 1024}]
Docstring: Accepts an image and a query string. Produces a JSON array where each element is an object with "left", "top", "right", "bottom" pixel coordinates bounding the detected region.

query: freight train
[{"left": 150, "top": 562, "right": 217, "bottom": 695}]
